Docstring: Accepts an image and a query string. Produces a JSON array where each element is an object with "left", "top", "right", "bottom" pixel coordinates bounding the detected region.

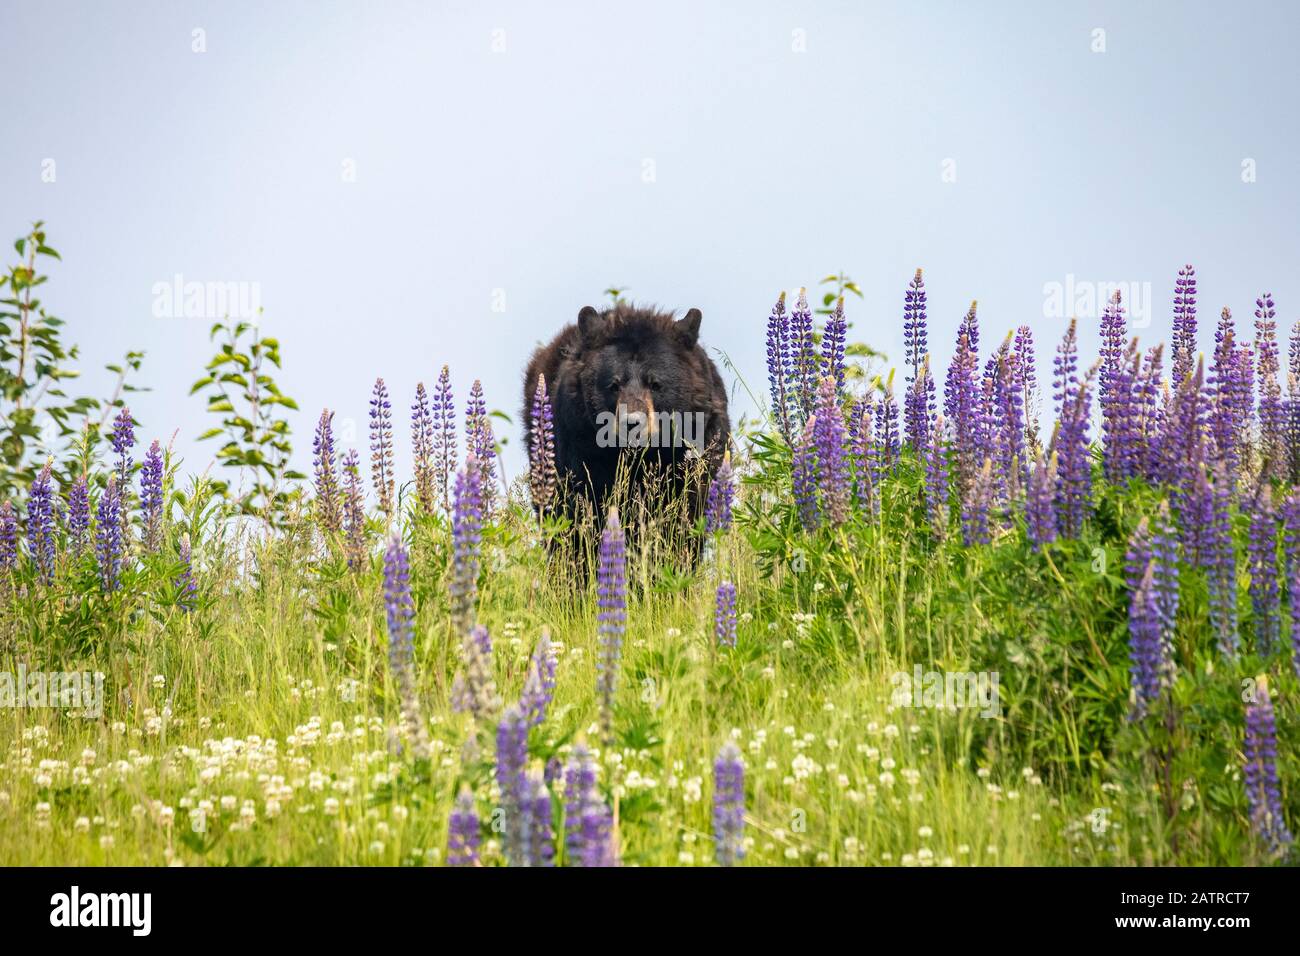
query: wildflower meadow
[{"left": 0, "top": 227, "right": 1295, "bottom": 870}]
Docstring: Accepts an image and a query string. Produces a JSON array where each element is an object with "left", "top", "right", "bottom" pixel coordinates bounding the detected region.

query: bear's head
[{"left": 569, "top": 304, "right": 712, "bottom": 454}]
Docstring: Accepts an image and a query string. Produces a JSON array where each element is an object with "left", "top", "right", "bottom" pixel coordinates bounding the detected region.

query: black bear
[{"left": 523, "top": 303, "right": 729, "bottom": 550}]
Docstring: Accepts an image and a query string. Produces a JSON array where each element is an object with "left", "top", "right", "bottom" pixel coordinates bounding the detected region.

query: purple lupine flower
[
  {"left": 27, "top": 461, "right": 56, "bottom": 583},
  {"left": 1289, "top": 321, "right": 1300, "bottom": 483},
  {"left": 1163, "top": 357, "right": 1205, "bottom": 498},
  {"left": 1171, "top": 265, "right": 1198, "bottom": 388},
  {"left": 1243, "top": 676, "right": 1293, "bottom": 854},
  {"left": 384, "top": 537, "right": 429, "bottom": 758},
  {"left": 961, "top": 458, "right": 995, "bottom": 546},
  {"left": 520, "top": 628, "right": 557, "bottom": 728},
  {"left": 1136, "top": 345, "right": 1166, "bottom": 484},
  {"left": 447, "top": 789, "right": 481, "bottom": 867},
  {"left": 814, "top": 377, "right": 850, "bottom": 525},
  {"left": 66, "top": 475, "right": 90, "bottom": 558},
  {"left": 369, "top": 378, "right": 395, "bottom": 519},
  {"left": 110, "top": 406, "right": 135, "bottom": 486},
  {"left": 902, "top": 269, "right": 931, "bottom": 451},
  {"left": 1208, "top": 311, "right": 1241, "bottom": 481},
  {"left": 1052, "top": 318, "right": 1079, "bottom": 423},
  {"left": 820, "top": 295, "right": 848, "bottom": 394},
  {"left": 1282, "top": 489, "right": 1300, "bottom": 591},
  {"left": 1246, "top": 485, "right": 1280, "bottom": 656},
  {"left": 494, "top": 703, "right": 530, "bottom": 865},
  {"left": 1256, "top": 294, "right": 1286, "bottom": 481},
  {"left": 411, "top": 384, "right": 435, "bottom": 516},
  {"left": 564, "top": 744, "right": 615, "bottom": 867},
  {"left": 789, "top": 288, "right": 817, "bottom": 427},
  {"left": 544, "top": 757, "right": 562, "bottom": 789},
  {"left": 713, "top": 741, "right": 745, "bottom": 867},
  {"left": 1178, "top": 440, "right": 1214, "bottom": 568},
  {"left": 906, "top": 358, "right": 935, "bottom": 458},
  {"left": 528, "top": 374, "right": 558, "bottom": 513},
  {"left": 1291, "top": 567, "right": 1300, "bottom": 678},
  {"left": 466, "top": 380, "right": 498, "bottom": 512},
  {"left": 450, "top": 623, "right": 501, "bottom": 721},
  {"left": 139, "top": 440, "right": 164, "bottom": 553},
  {"left": 1098, "top": 289, "right": 1127, "bottom": 415},
  {"left": 1053, "top": 362, "right": 1097, "bottom": 538},
  {"left": 991, "top": 340, "right": 1028, "bottom": 504},
  {"left": 596, "top": 507, "right": 626, "bottom": 743},
  {"left": 449, "top": 456, "right": 485, "bottom": 636},
  {"left": 925, "top": 413, "right": 948, "bottom": 538},
  {"left": 945, "top": 311, "right": 983, "bottom": 502},
  {"left": 520, "top": 769, "right": 556, "bottom": 867},
  {"left": 704, "top": 451, "right": 735, "bottom": 535},
  {"left": 95, "top": 478, "right": 123, "bottom": 593},
  {"left": 1127, "top": 563, "right": 1165, "bottom": 720},
  {"left": 313, "top": 409, "right": 342, "bottom": 533},
  {"left": 849, "top": 398, "right": 876, "bottom": 516},
  {"left": 1124, "top": 507, "right": 1179, "bottom": 718},
  {"left": 715, "top": 580, "right": 737, "bottom": 648},
  {"left": 432, "top": 365, "right": 457, "bottom": 513},
  {"left": 0, "top": 502, "right": 17, "bottom": 573},
  {"left": 175, "top": 536, "right": 197, "bottom": 612},
  {"left": 1014, "top": 325, "right": 1039, "bottom": 445},
  {"left": 872, "top": 377, "right": 900, "bottom": 482},
  {"left": 1208, "top": 314, "right": 1254, "bottom": 486},
  {"left": 1206, "top": 461, "right": 1238, "bottom": 656},
  {"left": 1025, "top": 451, "right": 1057, "bottom": 551},
  {"left": 341, "top": 450, "right": 367, "bottom": 570},
  {"left": 765, "top": 291, "right": 793, "bottom": 442},
  {"left": 792, "top": 416, "right": 821, "bottom": 532},
  {"left": 1102, "top": 338, "right": 1141, "bottom": 483}
]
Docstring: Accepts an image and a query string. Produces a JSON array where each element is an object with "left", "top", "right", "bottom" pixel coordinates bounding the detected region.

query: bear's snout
[{"left": 616, "top": 387, "right": 658, "bottom": 446}]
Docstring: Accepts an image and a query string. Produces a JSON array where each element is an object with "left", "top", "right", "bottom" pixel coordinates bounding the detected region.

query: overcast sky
[{"left": 3, "top": 0, "right": 1298, "bottom": 487}]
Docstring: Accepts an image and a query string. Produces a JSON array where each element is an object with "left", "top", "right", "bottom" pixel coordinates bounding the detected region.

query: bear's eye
[
  {"left": 646, "top": 375, "right": 661, "bottom": 390},
  {"left": 606, "top": 376, "right": 622, "bottom": 391}
]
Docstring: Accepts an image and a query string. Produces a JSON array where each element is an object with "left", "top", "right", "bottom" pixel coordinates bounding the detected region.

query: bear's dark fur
[{"left": 523, "top": 304, "right": 729, "bottom": 542}]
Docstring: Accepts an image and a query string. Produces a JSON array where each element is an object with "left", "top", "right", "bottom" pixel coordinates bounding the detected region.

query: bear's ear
[
  {"left": 577, "top": 306, "right": 603, "bottom": 343},
  {"left": 676, "top": 308, "right": 702, "bottom": 347}
]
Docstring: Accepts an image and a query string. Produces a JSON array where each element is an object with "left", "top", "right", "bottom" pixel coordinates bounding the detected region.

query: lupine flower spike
[
  {"left": 713, "top": 742, "right": 745, "bottom": 866},
  {"left": 67, "top": 474, "right": 91, "bottom": 558},
  {"left": 765, "top": 291, "right": 792, "bottom": 442},
  {"left": 341, "top": 450, "right": 367, "bottom": 570},
  {"left": 313, "top": 409, "right": 342, "bottom": 533},
  {"left": 433, "top": 365, "right": 457, "bottom": 513},
  {"left": 1243, "top": 676, "right": 1293, "bottom": 854},
  {"left": 520, "top": 628, "right": 557, "bottom": 728},
  {"left": 704, "top": 450, "right": 735, "bottom": 534},
  {"left": 715, "top": 580, "right": 737, "bottom": 648},
  {"left": 383, "top": 537, "right": 430, "bottom": 759},
  {"left": 27, "top": 461, "right": 56, "bottom": 583},
  {"left": 411, "top": 383, "right": 436, "bottom": 516},
  {"left": 140, "top": 439, "right": 164, "bottom": 553},
  {"left": 369, "top": 378, "right": 395, "bottom": 519},
  {"left": 96, "top": 478, "right": 124, "bottom": 593},
  {"left": 447, "top": 789, "right": 481, "bottom": 867},
  {"left": 596, "top": 506, "right": 627, "bottom": 743},
  {"left": 449, "top": 456, "right": 485, "bottom": 637},
  {"left": 529, "top": 374, "right": 558, "bottom": 513},
  {"left": 564, "top": 744, "right": 615, "bottom": 867},
  {"left": 0, "top": 502, "right": 18, "bottom": 576}
]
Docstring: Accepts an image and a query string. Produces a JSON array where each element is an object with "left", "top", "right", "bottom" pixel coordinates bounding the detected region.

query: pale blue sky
[{"left": 3, "top": 0, "right": 1298, "bottom": 485}]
